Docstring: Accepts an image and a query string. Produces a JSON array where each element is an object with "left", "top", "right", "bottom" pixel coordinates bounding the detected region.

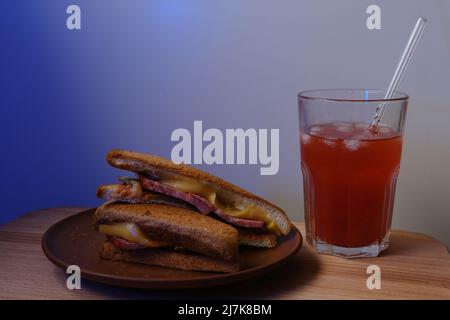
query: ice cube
[
  {"left": 309, "top": 126, "right": 322, "bottom": 134},
  {"left": 355, "top": 122, "right": 369, "bottom": 130},
  {"left": 323, "top": 139, "right": 336, "bottom": 147},
  {"left": 301, "top": 133, "right": 311, "bottom": 145},
  {"left": 344, "top": 139, "right": 361, "bottom": 151},
  {"left": 335, "top": 124, "right": 353, "bottom": 133},
  {"left": 379, "top": 125, "right": 392, "bottom": 134},
  {"left": 352, "top": 133, "right": 369, "bottom": 141}
]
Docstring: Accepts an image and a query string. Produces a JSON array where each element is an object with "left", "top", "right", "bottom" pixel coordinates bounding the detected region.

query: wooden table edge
[{"left": 8, "top": 206, "right": 449, "bottom": 251}]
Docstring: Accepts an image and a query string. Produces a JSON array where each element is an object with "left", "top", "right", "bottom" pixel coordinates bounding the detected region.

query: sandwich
[
  {"left": 97, "top": 150, "right": 292, "bottom": 246},
  {"left": 95, "top": 149, "right": 292, "bottom": 273},
  {"left": 94, "top": 202, "right": 240, "bottom": 273}
]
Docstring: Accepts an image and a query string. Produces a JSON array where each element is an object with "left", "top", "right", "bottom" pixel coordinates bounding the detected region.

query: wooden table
[{"left": 0, "top": 207, "right": 449, "bottom": 300}]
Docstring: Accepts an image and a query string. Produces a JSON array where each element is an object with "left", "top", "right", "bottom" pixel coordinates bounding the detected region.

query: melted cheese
[
  {"left": 98, "top": 223, "right": 169, "bottom": 247},
  {"left": 162, "top": 178, "right": 217, "bottom": 204},
  {"left": 161, "top": 176, "right": 280, "bottom": 234},
  {"left": 218, "top": 203, "right": 281, "bottom": 236}
]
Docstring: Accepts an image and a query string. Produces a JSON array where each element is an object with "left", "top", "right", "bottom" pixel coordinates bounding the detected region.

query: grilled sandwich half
[
  {"left": 97, "top": 149, "right": 292, "bottom": 249},
  {"left": 94, "top": 201, "right": 240, "bottom": 273}
]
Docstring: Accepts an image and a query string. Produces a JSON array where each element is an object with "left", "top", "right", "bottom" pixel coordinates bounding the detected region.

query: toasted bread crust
[
  {"left": 106, "top": 149, "right": 292, "bottom": 235},
  {"left": 100, "top": 241, "right": 239, "bottom": 273},
  {"left": 94, "top": 202, "right": 239, "bottom": 260},
  {"left": 238, "top": 232, "right": 277, "bottom": 248}
]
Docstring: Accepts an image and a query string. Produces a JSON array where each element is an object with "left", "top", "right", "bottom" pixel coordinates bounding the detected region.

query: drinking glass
[{"left": 298, "top": 89, "right": 408, "bottom": 258}]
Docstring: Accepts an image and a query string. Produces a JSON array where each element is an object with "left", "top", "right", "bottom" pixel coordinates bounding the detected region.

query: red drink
[{"left": 301, "top": 122, "right": 403, "bottom": 248}]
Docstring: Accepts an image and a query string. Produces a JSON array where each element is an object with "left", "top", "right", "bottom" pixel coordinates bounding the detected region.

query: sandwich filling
[
  {"left": 141, "top": 175, "right": 281, "bottom": 235},
  {"left": 98, "top": 223, "right": 170, "bottom": 248},
  {"left": 97, "top": 174, "right": 282, "bottom": 235},
  {"left": 95, "top": 202, "right": 240, "bottom": 261}
]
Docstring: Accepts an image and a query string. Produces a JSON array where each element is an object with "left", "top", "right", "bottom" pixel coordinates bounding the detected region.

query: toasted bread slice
[
  {"left": 94, "top": 202, "right": 239, "bottom": 260},
  {"left": 106, "top": 149, "right": 292, "bottom": 235},
  {"left": 100, "top": 241, "right": 239, "bottom": 273},
  {"left": 238, "top": 232, "right": 277, "bottom": 248}
]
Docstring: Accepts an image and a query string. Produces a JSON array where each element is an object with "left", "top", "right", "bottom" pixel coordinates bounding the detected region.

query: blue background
[{"left": 1, "top": 0, "right": 307, "bottom": 222}]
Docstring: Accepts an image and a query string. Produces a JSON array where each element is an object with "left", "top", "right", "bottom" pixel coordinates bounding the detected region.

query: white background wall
[{"left": 173, "top": 0, "right": 450, "bottom": 246}]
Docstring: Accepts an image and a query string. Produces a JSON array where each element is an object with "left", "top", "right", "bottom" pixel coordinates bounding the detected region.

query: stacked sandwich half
[{"left": 94, "top": 150, "right": 292, "bottom": 273}]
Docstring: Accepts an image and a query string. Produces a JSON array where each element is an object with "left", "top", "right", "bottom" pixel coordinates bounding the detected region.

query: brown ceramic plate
[{"left": 42, "top": 208, "right": 302, "bottom": 289}]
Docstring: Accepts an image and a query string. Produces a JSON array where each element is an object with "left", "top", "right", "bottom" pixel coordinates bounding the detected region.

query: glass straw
[{"left": 371, "top": 17, "right": 427, "bottom": 127}]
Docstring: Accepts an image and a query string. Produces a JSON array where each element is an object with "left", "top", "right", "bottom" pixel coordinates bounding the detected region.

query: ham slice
[
  {"left": 139, "top": 178, "right": 212, "bottom": 214},
  {"left": 188, "top": 193, "right": 265, "bottom": 228},
  {"left": 139, "top": 177, "right": 264, "bottom": 229},
  {"left": 109, "top": 236, "right": 147, "bottom": 250},
  {"left": 214, "top": 208, "right": 264, "bottom": 228}
]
